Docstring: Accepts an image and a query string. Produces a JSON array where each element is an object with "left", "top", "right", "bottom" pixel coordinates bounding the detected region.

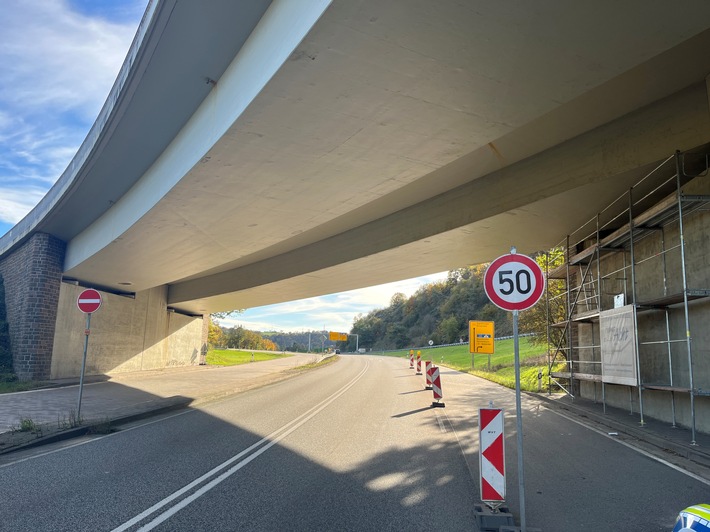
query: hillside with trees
[
  {"left": 209, "top": 323, "right": 340, "bottom": 353},
  {"left": 210, "top": 324, "right": 279, "bottom": 351},
  {"left": 211, "top": 252, "right": 560, "bottom": 354},
  {"left": 343, "top": 265, "right": 515, "bottom": 352}
]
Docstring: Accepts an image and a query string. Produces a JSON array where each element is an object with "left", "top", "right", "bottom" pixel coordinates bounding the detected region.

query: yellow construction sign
[
  {"left": 329, "top": 331, "right": 348, "bottom": 342},
  {"left": 469, "top": 321, "right": 494, "bottom": 354}
]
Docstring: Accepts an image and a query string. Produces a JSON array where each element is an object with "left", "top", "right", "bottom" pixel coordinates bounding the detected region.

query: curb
[
  {"left": 0, "top": 356, "right": 335, "bottom": 457},
  {"left": 0, "top": 396, "right": 193, "bottom": 456}
]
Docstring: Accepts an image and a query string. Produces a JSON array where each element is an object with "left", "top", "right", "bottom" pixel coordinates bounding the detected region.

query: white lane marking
[
  {"left": 550, "top": 408, "right": 710, "bottom": 487},
  {"left": 112, "top": 360, "right": 370, "bottom": 532},
  {"left": 435, "top": 411, "right": 447, "bottom": 433}
]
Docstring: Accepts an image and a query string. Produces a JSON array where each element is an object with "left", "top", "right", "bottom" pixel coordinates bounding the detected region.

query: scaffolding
[{"left": 546, "top": 150, "right": 710, "bottom": 444}]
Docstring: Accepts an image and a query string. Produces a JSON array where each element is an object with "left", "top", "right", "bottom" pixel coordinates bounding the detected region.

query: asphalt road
[{"left": 1, "top": 355, "right": 708, "bottom": 531}]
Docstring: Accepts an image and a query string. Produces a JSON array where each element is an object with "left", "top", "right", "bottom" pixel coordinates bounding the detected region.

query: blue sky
[
  {"left": 220, "top": 273, "right": 448, "bottom": 333},
  {"left": 0, "top": 0, "right": 146, "bottom": 237},
  {"left": 0, "top": 1, "right": 448, "bottom": 332}
]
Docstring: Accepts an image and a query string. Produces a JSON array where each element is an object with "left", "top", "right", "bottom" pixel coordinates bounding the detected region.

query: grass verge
[
  {"left": 0, "top": 380, "right": 52, "bottom": 394},
  {"left": 288, "top": 355, "right": 339, "bottom": 373},
  {"left": 379, "top": 337, "right": 564, "bottom": 393},
  {"left": 206, "top": 349, "right": 290, "bottom": 366}
]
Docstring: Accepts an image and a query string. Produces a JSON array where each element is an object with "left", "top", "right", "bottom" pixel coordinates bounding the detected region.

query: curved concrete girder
[
  {"left": 168, "top": 82, "right": 710, "bottom": 313},
  {"left": 0, "top": 0, "right": 278, "bottom": 253},
  {"left": 63, "top": 0, "right": 333, "bottom": 276}
]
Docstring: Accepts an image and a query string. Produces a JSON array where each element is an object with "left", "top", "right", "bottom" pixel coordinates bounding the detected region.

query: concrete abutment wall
[
  {"left": 0, "top": 231, "right": 204, "bottom": 380},
  {"left": 51, "top": 284, "right": 204, "bottom": 379}
]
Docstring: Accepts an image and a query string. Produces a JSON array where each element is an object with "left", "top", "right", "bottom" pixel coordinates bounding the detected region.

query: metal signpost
[
  {"left": 329, "top": 331, "right": 359, "bottom": 352},
  {"left": 328, "top": 331, "right": 348, "bottom": 342},
  {"left": 483, "top": 247, "right": 544, "bottom": 532},
  {"left": 76, "top": 289, "right": 102, "bottom": 421}
]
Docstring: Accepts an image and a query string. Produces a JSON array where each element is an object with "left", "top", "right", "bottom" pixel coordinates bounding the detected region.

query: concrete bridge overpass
[{"left": 3, "top": 0, "right": 710, "bottom": 380}]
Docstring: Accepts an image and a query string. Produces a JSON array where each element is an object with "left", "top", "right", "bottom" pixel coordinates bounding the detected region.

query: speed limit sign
[{"left": 484, "top": 252, "right": 545, "bottom": 311}]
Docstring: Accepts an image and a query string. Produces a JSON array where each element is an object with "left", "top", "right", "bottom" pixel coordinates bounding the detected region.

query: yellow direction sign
[
  {"left": 469, "top": 321, "right": 494, "bottom": 354},
  {"left": 329, "top": 331, "right": 348, "bottom": 342}
]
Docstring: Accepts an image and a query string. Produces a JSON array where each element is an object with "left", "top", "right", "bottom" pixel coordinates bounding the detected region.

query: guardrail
[
  {"left": 360, "top": 333, "right": 536, "bottom": 355},
  {"left": 214, "top": 333, "right": 537, "bottom": 356}
]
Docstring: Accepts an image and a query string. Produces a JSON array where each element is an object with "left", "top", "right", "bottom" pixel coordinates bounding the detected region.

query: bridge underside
[{"left": 6, "top": 0, "right": 710, "bottom": 317}]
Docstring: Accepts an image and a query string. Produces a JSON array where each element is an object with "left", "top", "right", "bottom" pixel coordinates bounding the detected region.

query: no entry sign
[
  {"left": 484, "top": 253, "right": 544, "bottom": 311},
  {"left": 77, "top": 289, "right": 102, "bottom": 314}
]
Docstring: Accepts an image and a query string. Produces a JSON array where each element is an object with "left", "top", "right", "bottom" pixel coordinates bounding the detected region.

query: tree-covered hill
[
  {"left": 211, "top": 251, "right": 560, "bottom": 354},
  {"left": 345, "top": 266, "right": 514, "bottom": 352}
]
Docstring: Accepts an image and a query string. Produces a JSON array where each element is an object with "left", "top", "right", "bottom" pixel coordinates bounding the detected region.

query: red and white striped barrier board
[
  {"left": 416, "top": 352, "right": 422, "bottom": 374},
  {"left": 425, "top": 360, "right": 433, "bottom": 389},
  {"left": 409, "top": 350, "right": 414, "bottom": 369},
  {"left": 430, "top": 365, "right": 445, "bottom": 407},
  {"left": 479, "top": 408, "right": 506, "bottom": 504}
]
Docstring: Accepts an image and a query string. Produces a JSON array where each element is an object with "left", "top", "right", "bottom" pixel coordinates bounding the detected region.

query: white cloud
[
  {"left": 0, "top": 2, "right": 138, "bottom": 118},
  {"left": 0, "top": 1, "right": 144, "bottom": 230},
  {"left": 221, "top": 272, "right": 450, "bottom": 332},
  {"left": 0, "top": 186, "right": 47, "bottom": 223}
]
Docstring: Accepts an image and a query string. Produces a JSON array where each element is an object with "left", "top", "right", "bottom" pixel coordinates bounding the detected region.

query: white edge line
[{"left": 551, "top": 408, "right": 710, "bottom": 487}]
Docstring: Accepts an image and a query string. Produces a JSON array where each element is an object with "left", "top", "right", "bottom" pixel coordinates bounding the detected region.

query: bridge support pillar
[{"left": 0, "top": 233, "right": 65, "bottom": 381}]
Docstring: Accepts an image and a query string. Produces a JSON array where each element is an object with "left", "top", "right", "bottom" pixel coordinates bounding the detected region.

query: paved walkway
[
  {"left": 1, "top": 355, "right": 709, "bottom": 476},
  {"left": 0, "top": 354, "right": 319, "bottom": 451},
  {"left": 537, "top": 393, "right": 710, "bottom": 473}
]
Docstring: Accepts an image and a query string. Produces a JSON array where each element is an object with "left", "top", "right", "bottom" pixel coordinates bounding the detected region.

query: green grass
[
  {"left": 288, "top": 354, "right": 340, "bottom": 373},
  {"left": 0, "top": 380, "right": 51, "bottom": 394},
  {"left": 206, "top": 349, "right": 290, "bottom": 366},
  {"left": 380, "top": 337, "right": 563, "bottom": 392}
]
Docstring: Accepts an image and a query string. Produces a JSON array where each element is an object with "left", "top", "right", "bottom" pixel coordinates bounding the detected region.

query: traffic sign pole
[
  {"left": 483, "top": 246, "right": 544, "bottom": 532},
  {"left": 76, "top": 289, "right": 102, "bottom": 422},
  {"left": 77, "top": 312, "right": 91, "bottom": 420},
  {"left": 513, "top": 308, "right": 526, "bottom": 532}
]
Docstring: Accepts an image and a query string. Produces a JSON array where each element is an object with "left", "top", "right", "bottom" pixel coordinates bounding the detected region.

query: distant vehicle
[
  {"left": 358, "top": 348, "right": 366, "bottom": 354},
  {"left": 334, "top": 349, "right": 340, "bottom": 354}
]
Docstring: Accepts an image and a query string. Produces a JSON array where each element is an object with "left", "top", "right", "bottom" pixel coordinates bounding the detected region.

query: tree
[
  {"left": 437, "top": 315, "right": 460, "bottom": 344},
  {"left": 351, "top": 313, "right": 384, "bottom": 350},
  {"left": 211, "top": 309, "right": 244, "bottom": 320},
  {"left": 221, "top": 326, "right": 280, "bottom": 351},
  {"left": 384, "top": 323, "right": 409, "bottom": 349},
  {"left": 518, "top": 248, "right": 565, "bottom": 345},
  {"left": 208, "top": 318, "right": 225, "bottom": 347}
]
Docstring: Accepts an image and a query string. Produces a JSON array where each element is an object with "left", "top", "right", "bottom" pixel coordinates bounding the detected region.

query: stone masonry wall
[{"left": 0, "top": 233, "right": 65, "bottom": 380}]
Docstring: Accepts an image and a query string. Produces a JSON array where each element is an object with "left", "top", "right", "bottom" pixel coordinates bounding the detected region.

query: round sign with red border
[
  {"left": 77, "top": 289, "right": 102, "bottom": 314},
  {"left": 484, "top": 253, "right": 545, "bottom": 311}
]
